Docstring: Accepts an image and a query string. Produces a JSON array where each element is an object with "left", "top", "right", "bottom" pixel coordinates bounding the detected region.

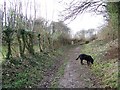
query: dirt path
[
  {"left": 37, "top": 45, "right": 100, "bottom": 88},
  {"left": 58, "top": 46, "right": 100, "bottom": 88}
]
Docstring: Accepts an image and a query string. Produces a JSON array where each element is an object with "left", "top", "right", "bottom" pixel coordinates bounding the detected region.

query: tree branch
[{"left": 60, "top": 0, "right": 107, "bottom": 22}]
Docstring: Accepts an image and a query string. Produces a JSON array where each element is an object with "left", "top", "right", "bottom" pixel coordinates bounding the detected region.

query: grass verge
[
  {"left": 2, "top": 47, "right": 64, "bottom": 88},
  {"left": 80, "top": 39, "right": 118, "bottom": 88},
  {"left": 50, "top": 57, "right": 67, "bottom": 88}
]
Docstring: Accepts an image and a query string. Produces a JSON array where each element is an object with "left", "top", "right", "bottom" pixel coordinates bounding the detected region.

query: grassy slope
[
  {"left": 80, "top": 39, "right": 118, "bottom": 88},
  {"left": 2, "top": 47, "right": 65, "bottom": 88}
]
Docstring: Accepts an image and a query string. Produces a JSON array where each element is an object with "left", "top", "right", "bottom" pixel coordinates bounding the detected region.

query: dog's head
[{"left": 90, "top": 58, "right": 94, "bottom": 64}]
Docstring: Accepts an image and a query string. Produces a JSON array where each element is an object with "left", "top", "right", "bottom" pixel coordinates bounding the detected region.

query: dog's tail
[{"left": 76, "top": 56, "right": 79, "bottom": 60}]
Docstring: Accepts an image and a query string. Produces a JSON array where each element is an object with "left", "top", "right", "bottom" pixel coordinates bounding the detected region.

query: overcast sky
[{"left": 0, "top": 0, "right": 107, "bottom": 35}]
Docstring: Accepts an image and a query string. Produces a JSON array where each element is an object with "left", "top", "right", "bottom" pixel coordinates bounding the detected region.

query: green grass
[
  {"left": 50, "top": 58, "right": 68, "bottom": 88},
  {"left": 80, "top": 40, "right": 118, "bottom": 88},
  {"left": 2, "top": 46, "right": 65, "bottom": 88}
]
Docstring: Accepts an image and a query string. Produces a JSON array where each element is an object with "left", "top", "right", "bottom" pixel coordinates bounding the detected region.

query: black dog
[{"left": 76, "top": 54, "right": 94, "bottom": 65}]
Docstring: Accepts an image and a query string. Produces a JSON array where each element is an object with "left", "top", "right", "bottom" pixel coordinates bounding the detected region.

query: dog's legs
[
  {"left": 87, "top": 61, "right": 90, "bottom": 66},
  {"left": 81, "top": 59, "right": 84, "bottom": 65}
]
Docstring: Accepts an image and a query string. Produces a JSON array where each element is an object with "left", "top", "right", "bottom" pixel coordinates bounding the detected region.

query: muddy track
[
  {"left": 37, "top": 46, "right": 101, "bottom": 88},
  {"left": 58, "top": 46, "right": 100, "bottom": 88}
]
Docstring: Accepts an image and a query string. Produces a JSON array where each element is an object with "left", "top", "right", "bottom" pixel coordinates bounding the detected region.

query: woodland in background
[
  {"left": 0, "top": 1, "right": 73, "bottom": 88},
  {"left": 1, "top": 2, "right": 71, "bottom": 59},
  {"left": 1, "top": 1, "right": 119, "bottom": 60}
]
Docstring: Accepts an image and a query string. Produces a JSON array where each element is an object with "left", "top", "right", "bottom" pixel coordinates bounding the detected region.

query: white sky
[
  {"left": 0, "top": 0, "right": 106, "bottom": 36},
  {"left": 66, "top": 13, "right": 105, "bottom": 35}
]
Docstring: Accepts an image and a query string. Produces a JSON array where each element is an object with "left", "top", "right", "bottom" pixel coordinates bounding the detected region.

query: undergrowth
[
  {"left": 2, "top": 47, "right": 64, "bottom": 88},
  {"left": 81, "top": 39, "right": 118, "bottom": 88}
]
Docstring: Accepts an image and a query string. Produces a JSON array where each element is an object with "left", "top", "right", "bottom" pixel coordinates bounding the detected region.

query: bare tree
[{"left": 60, "top": 0, "right": 107, "bottom": 22}]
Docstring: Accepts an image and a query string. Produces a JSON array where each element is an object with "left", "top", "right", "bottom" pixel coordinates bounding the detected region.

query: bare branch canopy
[{"left": 60, "top": 0, "right": 107, "bottom": 22}]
